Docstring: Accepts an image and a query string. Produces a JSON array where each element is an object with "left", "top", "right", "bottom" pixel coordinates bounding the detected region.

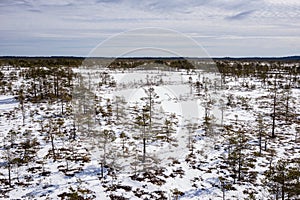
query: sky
[{"left": 0, "top": 0, "right": 300, "bottom": 57}]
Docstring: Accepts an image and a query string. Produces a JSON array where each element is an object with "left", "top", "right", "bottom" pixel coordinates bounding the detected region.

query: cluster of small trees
[
  {"left": 264, "top": 159, "right": 300, "bottom": 200},
  {"left": 2, "top": 128, "right": 39, "bottom": 187}
]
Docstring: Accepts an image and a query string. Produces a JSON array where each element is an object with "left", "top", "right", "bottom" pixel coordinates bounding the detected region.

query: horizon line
[{"left": 1, "top": 55, "right": 300, "bottom": 60}]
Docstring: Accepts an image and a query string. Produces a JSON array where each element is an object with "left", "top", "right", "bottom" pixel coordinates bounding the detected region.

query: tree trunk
[
  {"left": 281, "top": 185, "right": 284, "bottom": 200},
  {"left": 8, "top": 162, "right": 11, "bottom": 186},
  {"left": 61, "top": 99, "right": 64, "bottom": 115},
  {"left": 265, "top": 140, "right": 267, "bottom": 151},
  {"left": 22, "top": 107, "right": 25, "bottom": 126},
  {"left": 259, "top": 132, "right": 262, "bottom": 155},
  {"left": 143, "top": 137, "right": 146, "bottom": 163},
  {"left": 73, "top": 121, "right": 76, "bottom": 140}
]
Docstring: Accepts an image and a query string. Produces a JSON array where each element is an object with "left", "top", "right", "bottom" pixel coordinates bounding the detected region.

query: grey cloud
[
  {"left": 27, "top": 9, "right": 42, "bottom": 13},
  {"left": 226, "top": 10, "right": 255, "bottom": 20}
]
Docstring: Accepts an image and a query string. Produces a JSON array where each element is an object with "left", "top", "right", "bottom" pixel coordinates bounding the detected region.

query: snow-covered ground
[{"left": 0, "top": 63, "right": 299, "bottom": 199}]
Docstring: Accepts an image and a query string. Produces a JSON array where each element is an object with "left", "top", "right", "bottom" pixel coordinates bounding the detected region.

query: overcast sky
[{"left": 1, "top": 0, "right": 300, "bottom": 57}]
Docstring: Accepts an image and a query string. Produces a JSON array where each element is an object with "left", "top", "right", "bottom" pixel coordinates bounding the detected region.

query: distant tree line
[{"left": 0, "top": 57, "right": 84, "bottom": 68}]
